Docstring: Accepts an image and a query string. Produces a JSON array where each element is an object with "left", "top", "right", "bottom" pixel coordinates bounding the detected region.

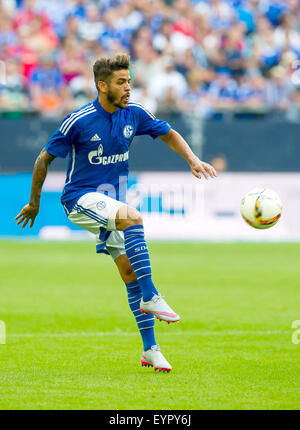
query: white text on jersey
[{"left": 88, "top": 150, "right": 129, "bottom": 165}]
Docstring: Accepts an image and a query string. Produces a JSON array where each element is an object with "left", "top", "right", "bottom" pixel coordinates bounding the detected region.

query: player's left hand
[{"left": 189, "top": 156, "right": 217, "bottom": 180}]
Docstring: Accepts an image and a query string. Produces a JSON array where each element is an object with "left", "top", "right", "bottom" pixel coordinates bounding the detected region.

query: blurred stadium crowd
[{"left": 1, "top": 0, "right": 300, "bottom": 119}]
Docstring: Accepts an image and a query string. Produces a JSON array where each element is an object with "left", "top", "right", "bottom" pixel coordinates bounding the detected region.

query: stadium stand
[{"left": 0, "top": 0, "right": 299, "bottom": 120}]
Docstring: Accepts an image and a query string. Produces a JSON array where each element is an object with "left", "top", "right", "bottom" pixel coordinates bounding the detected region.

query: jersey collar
[{"left": 93, "top": 97, "right": 118, "bottom": 119}]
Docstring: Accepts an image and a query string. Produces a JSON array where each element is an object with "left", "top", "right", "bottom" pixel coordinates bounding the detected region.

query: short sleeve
[
  {"left": 132, "top": 103, "right": 171, "bottom": 139},
  {"left": 45, "top": 113, "right": 80, "bottom": 158}
]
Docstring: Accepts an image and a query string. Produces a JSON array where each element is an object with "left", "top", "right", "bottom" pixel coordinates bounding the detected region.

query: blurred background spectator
[{"left": 0, "top": 0, "right": 300, "bottom": 119}]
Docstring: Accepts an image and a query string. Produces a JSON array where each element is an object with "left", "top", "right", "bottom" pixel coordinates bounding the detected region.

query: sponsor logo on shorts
[{"left": 96, "top": 201, "right": 106, "bottom": 211}]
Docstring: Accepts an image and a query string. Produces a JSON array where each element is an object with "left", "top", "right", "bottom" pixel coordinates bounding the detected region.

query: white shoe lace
[
  {"left": 150, "top": 344, "right": 160, "bottom": 352},
  {"left": 152, "top": 294, "right": 165, "bottom": 303}
]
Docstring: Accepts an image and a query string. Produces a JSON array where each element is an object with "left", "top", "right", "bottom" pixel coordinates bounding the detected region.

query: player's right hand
[
  {"left": 189, "top": 156, "right": 217, "bottom": 180},
  {"left": 15, "top": 204, "right": 39, "bottom": 228}
]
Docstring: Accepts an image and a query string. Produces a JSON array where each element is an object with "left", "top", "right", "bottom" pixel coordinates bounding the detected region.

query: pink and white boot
[
  {"left": 140, "top": 294, "right": 180, "bottom": 323},
  {"left": 141, "top": 345, "right": 172, "bottom": 373}
]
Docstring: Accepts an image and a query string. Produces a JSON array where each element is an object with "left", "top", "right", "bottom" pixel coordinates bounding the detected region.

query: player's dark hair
[{"left": 93, "top": 53, "right": 130, "bottom": 92}]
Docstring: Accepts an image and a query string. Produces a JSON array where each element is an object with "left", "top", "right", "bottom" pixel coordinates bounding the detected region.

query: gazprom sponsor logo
[{"left": 88, "top": 148, "right": 129, "bottom": 165}]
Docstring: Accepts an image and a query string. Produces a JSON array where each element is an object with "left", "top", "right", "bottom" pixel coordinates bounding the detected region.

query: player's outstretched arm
[
  {"left": 15, "top": 148, "right": 56, "bottom": 228},
  {"left": 159, "top": 129, "right": 217, "bottom": 180}
]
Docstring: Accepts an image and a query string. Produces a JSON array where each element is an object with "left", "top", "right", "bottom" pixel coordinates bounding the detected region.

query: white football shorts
[{"left": 67, "top": 192, "right": 126, "bottom": 260}]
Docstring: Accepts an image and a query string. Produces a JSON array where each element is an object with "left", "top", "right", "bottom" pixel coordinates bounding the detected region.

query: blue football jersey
[{"left": 45, "top": 98, "right": 171, "bottom": 212}]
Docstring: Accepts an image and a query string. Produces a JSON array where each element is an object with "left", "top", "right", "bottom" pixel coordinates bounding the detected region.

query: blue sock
[
  {"left": 124, "top": 224, "right": 158, "bottom": 301},
  {"left": 126, "top": 281, "right": 156, "bottom": 351}
]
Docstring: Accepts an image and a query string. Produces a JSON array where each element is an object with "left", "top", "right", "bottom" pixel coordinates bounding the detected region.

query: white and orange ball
[{"left": 240, "top": 188, "right": 283, "bottom": 229}]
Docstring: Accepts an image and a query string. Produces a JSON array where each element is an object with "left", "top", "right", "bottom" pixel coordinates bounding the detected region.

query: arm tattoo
[{"left": 29, "top": 148, "right": 56, "bottom": 208}]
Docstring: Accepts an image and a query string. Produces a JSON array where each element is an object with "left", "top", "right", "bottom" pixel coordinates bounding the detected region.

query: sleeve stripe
[
  {"left": 128, "top": 102, "right": 156, "bottom": 120},
  {"left": 60, "top": 104, "right": 94, "bottom": 134},
  {"left": 62, "top": 109, "right": 96, "bottom": 136}
]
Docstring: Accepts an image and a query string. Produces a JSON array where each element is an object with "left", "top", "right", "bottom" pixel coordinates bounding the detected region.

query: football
[{"left": 240, "top": 188, "right": 283, "bottom": 229}]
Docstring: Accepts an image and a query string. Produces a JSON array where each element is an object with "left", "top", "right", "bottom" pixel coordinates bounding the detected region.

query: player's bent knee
[
  {"left": 127, "top": 208, "right": 143, "bottom": 226},
  {"left": 116, "top": 206, "right": 143, "bottom": 230}
]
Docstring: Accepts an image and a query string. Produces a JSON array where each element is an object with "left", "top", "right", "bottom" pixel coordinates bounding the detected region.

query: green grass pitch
[{"left": 0, "top": 240, "right": 299, "bottom": 410}]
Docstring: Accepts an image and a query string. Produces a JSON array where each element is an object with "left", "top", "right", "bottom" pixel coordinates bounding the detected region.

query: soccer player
[{"left": 15, "top": 53, "right": 217, "bottom": 372}]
